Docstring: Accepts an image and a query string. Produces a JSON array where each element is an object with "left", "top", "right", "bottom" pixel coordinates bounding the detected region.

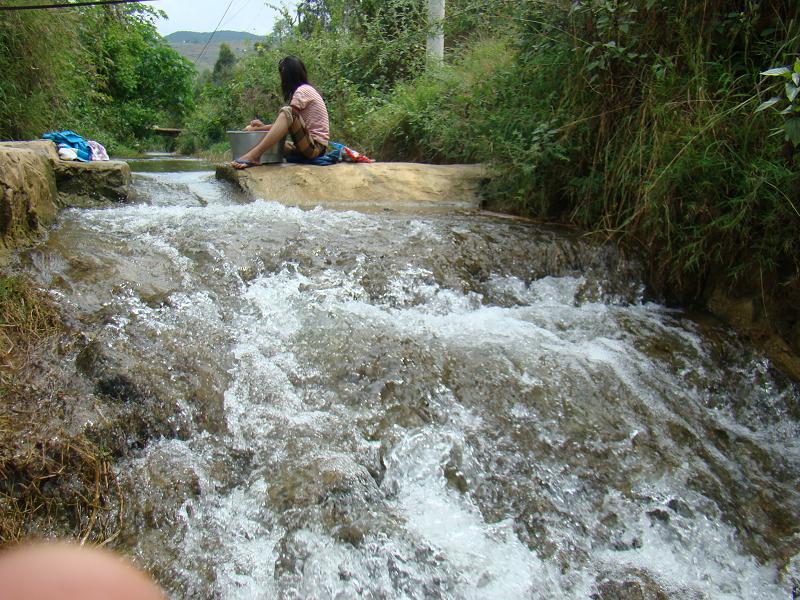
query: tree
[
  {"left": 92, "top": 5, "right": 195, "bottom": 136},
  {"left": 212, "top": 43, "right": 237, "bottom": 85}
]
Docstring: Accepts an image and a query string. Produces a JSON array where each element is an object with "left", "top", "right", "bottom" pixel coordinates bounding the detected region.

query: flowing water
[{"left": 20, "top": 156, "right": 800, "bottom": 598}]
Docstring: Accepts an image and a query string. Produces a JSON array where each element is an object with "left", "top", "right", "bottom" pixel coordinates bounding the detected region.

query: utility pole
[{"left": 426, "top": 0, "right": 445, "bottom": 65}]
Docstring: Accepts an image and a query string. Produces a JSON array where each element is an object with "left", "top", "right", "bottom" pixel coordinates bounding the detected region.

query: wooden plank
[{"left": 152, "top": 127, "right": 182, "bottom": 137}]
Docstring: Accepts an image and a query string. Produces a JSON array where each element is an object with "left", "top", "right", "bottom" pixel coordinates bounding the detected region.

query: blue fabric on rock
[
  {"left": 285, "top": 150, "right": 340, "bottom": 166},
  {"left": 42, "top": 130, "right": 91, "bottom": 162},
  {"left": 284, "top": 141, "right": 372, "bottom": 166}
]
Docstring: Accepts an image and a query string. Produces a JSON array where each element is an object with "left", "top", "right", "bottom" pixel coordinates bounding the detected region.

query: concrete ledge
[{"left": 216, "top": 162, "right": 488, "bottom": 209}]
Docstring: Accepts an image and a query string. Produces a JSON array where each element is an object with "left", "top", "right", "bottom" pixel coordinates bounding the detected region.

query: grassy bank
[
  {"left": 358, "top": 2, "right": 799, "bottom": 305},
  {"left": 0, "top": 275, "right": 121, "bottom": 546}
]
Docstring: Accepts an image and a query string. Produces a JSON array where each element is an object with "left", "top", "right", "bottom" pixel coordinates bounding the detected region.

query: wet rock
[
  {"left": 202, "top": 447, "right": 254, "bottom": 495},
  {"left": 666, "top": 421, "right": 698, "bottom": 447},
  {"left": 481, "top": 482, "right": 562, "bottom": 560},
  {"left": 54, "top": 159, "right": 132, "bottom": 207},
  {"left": 378, "top": 401, "right": 433, "bottom": 431},
  {"left": 121, "top": 445, "right": 202, "bottom": 530},
  {"left": 611, "top": 536, "right": 642, "bottom": 552},
  {"left": 96, "top": 373, "right": 145, "bottom": 404},
  {"left": 273, "top": 529, "right": 311, "bottom": 578},
  {"left": 443, "top": 460, "right": 469, "bottom": 494},
  {"left": 75, "top": 338, "right": 104, "bottom": 375},
  {"left": 592, "top": 575, "right": 670, "bottom": 600},
  {"left": 666, "top": 498, "right": 693, "bottom": 518},
  {"left": 75, "top": 338, "right": 189, "bottom": 456},
  {"left": 707, "top": 284, "right": 800, "bottom": 382},
  {"left": 267, "top": 456, "right": 388, "bottom": 546},
  {"left": 267, "top": 456, "right": 381, "bottom": 511},
  {"left": 646, "top": 508, "right": 670, "bottom": 524},
  {"left": 783, "top": 551, "right": 800, "bottom": 597},
  {"left": 592, "top": 569, "right": 673, "bottom": 600},
  {"left": 0, "top": 146, "right": 58, "bottom": 261}
]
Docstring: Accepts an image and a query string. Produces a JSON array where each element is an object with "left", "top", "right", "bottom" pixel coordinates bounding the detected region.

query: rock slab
[
  {"left": 53, "top": 158, "right": 132, "bottom": 208},
  {"left": 216, "top": 162, "right": 487, "bottom": 209},
  {"left": 0, "top": 140, "right": 131, "bottom": 208}
]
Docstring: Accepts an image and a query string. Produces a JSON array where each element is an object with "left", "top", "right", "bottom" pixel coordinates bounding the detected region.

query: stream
[{"left": 18, "top": 155, "right": 800, "bottom": 598}]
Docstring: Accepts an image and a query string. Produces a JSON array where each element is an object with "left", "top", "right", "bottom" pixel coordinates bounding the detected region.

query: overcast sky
[{"left": 151, "top": 0, "right": 295, "bottom": 36}]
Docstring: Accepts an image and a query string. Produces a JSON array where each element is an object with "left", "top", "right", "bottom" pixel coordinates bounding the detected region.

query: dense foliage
[{"left": 0, "top": 1, "right": 194, "bottom": 151}]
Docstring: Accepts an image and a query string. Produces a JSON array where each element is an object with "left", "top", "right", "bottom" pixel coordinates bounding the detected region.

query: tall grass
[
  {"left": 0, "top": 3, "right": 89, "bottom": 139},
  {"left": 358, "top": 1, "right": 800, "bottom": 308}
]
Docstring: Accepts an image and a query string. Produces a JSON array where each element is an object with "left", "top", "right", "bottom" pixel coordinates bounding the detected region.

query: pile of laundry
[
  {"left": 286, "top": 141, "right": 374, "bottom": 166},
  {"left": 327, "top": 142, "right": 374, "bottom": 163},
  {"left": 42, "top": 130, "right": 110, "bottom": 162}
]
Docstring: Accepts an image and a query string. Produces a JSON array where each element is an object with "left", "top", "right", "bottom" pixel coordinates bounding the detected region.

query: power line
[
  {"left": 221, "top": 0, "right": 253, "bottom": 30},
  {"left": 0, "top": 0, "right": 154, "bottom": 11},
  {"left": 193, "top": 0, "right": 237, "bottom": 66}
]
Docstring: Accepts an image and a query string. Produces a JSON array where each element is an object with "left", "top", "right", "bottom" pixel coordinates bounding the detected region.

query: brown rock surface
[
  {"left": 0, "top": 140, "right": 60, "bottom": 162},
  {"left": 216, "top": 162, "right": 487, "bottom": 209},
  {"left": 0, "top": 140, "right": 131, "bottom": 207},
  {"left": 0, "top": 147, "right": 58, "bottom": 261},
  {"left": 53, "top": 159, "right": 132, "bottom": 207},
  {"left": 707, "top": 286, "right": 800, "bottom": 381}
]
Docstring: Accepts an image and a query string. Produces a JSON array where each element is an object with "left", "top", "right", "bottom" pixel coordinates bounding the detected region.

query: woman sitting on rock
[{"left": 232, "top": 56, "right": 330, "bottom": 169}]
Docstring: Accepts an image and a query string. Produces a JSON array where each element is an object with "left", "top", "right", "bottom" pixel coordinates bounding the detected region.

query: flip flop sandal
[{"left": 232, "top": 159, "right": 260, "bottom": 169}]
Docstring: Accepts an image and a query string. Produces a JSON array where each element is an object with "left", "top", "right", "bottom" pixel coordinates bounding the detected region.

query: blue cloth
[
  {"left": 42, "top": 130, "right": 91, "bottom": 162},
  {"left": 327, "top": 142, "right": 345, "bottom": 160},
  {"left": 285, "top": 149, "right": 340, "bottom": 166}
]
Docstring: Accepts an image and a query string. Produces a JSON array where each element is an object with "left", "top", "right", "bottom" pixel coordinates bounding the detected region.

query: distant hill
[
  {"left": 165, "top": 30, "right": 265, "bottom": 44},
  {"left": 164, "top": 31, "right": 267, "bottom": 73}
]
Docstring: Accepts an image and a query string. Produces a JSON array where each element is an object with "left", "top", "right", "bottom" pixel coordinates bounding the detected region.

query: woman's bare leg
[{"left": 233, "top": 111, "right": 290, "bottom": 167}]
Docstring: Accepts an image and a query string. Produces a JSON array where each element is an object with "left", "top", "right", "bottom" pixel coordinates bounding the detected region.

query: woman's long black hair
[{"left": 278, "top": 56, "right": 309, "bottom": 102}]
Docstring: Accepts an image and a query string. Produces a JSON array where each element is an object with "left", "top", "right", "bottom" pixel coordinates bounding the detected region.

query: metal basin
[{"left": 227, "top": 131, "right": 285, "bottom": 164}]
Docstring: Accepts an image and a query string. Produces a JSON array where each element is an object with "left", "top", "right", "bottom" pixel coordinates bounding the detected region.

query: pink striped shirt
[{"left": 290, "top": 84, "right": 330, "bottom": 145}]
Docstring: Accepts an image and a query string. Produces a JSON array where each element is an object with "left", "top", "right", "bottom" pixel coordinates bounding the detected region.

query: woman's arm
[{"left": 244, "top": 119, "right": 272, "bottom": 131}]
